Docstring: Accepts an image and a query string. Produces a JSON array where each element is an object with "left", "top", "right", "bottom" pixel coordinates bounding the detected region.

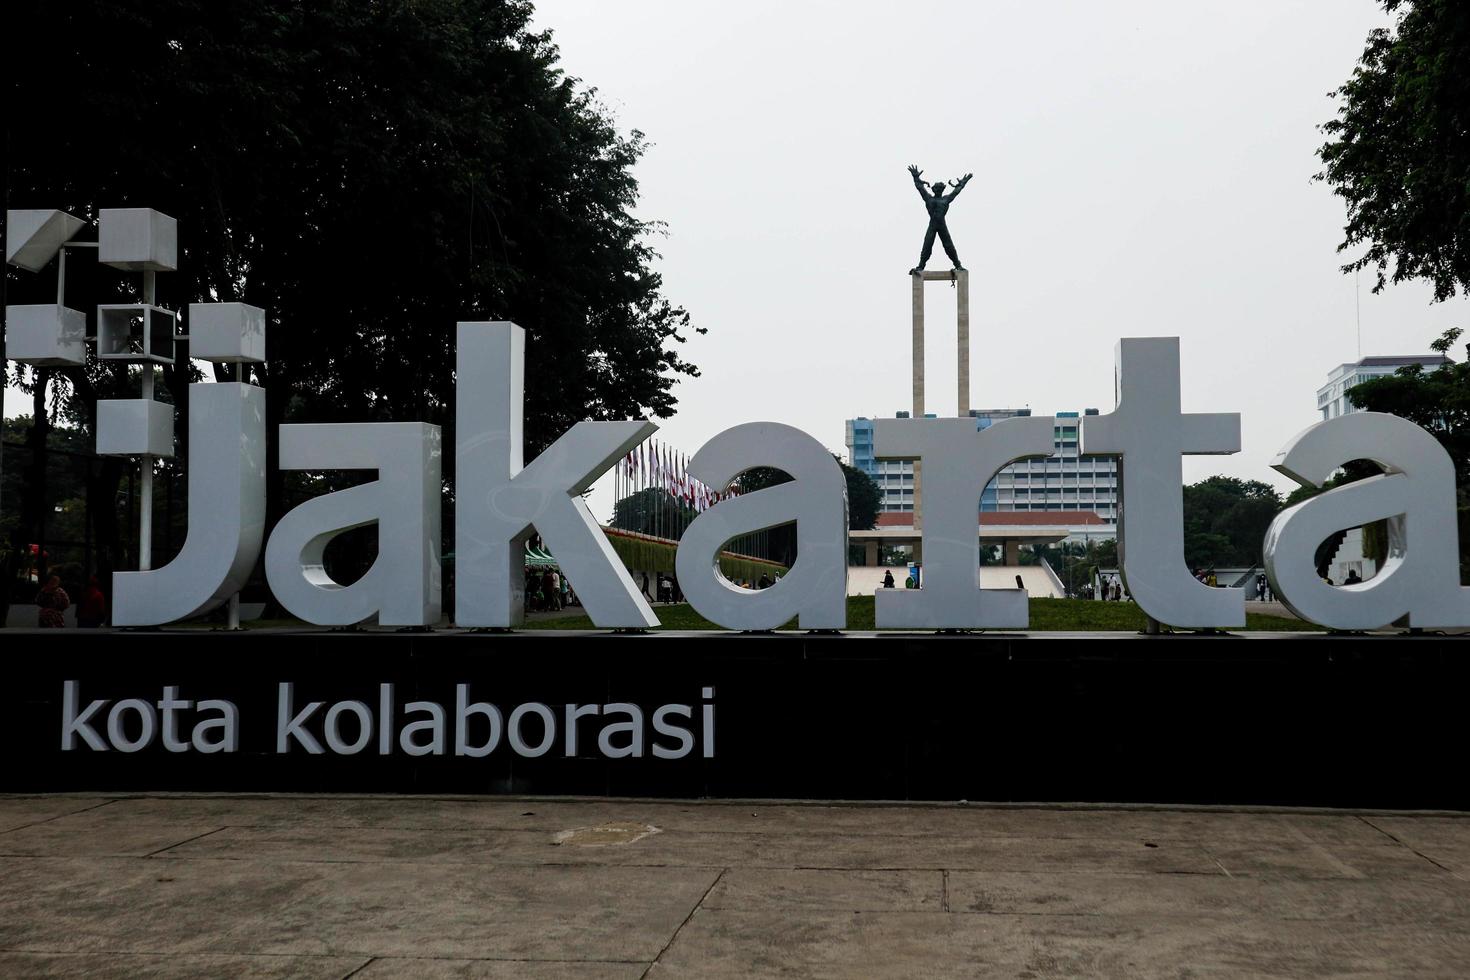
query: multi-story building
[
  {"left": 845, "top": 409, "right": 1119, "bottom": 522},
  {"left": 1316, "top": 354, "right": 1450, "bottom": 420}
]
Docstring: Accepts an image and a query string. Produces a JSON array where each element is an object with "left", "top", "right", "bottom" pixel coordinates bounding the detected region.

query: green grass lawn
[{"left": 524, "top": 595, "right": 1319, "bottom": 632}]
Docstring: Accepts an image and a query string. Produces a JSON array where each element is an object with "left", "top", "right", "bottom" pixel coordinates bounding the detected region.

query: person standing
[
  {"left": 882, "top": 569, "right": 895, "bottom": 589},
  {"left": 35, "top": 575, "right": 70, "bottom": 628},
  {"left": 77, "top": 575, "right": 106, "bottom": 628}
]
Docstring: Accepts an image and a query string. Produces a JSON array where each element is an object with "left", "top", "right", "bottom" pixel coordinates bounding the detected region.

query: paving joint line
[
  {"left": 338, "top": 957, "right": 375, "bottom": 979},
  {"left": 141, "top": 826, "right": 228, "bottom": 857},
  {"left": 0, "top": 798, "right": 122, "bottom": 836},
  {"left": 641, "top": 866, "right": 726, "bottom": 979},
  {"left": 1358, "top": 816, "right": 1456, "bottom": 873}
]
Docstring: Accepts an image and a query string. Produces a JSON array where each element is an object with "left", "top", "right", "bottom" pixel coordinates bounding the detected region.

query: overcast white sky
[
  {"left": 525, "top": 0, "right": 1469, "bottom": 519},
  {"left": 8, "top": 1, "right": 1466, "bottom": 524}
]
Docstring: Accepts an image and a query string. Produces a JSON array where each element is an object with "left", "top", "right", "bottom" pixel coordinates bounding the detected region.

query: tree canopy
[
  {"left": 1350, "top": 330, "right": 1470, "bottom": 483},
  {"left": 1347, "top": 332, "right": 1470, "bottom": 579},
  {"left": 1318, "top": 0, "right": 1470, "bottom": 300},
  {"left": 1181, "top": 476, "right": 1282, "bottom": 569},
  {"left": 9, "top": 0, "right": 700, "bottom": 442},
  {"left": 734, "top": 459, "right": 881, "bottom": 532},
  {"left": 5, "top": 0, "right": 702, "bottom": 591}
]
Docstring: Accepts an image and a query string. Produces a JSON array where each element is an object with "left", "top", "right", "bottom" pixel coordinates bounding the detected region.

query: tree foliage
[
  {"left": 1347, "top": 331, "right": 1470, "bottom": 579},
  {"left": 1349, "top": 329, "right": 1470, "bottom": 482},
  {"left": 1181, "top": 476, "right": 1282, "bottom": 569},
  {"left": 841, "top": 461, "right": 881, "bottom": 532},
  {"left": 1318, "top": 1, "right": 1470, "bottom": 300},
  {"left": 734, "top": 458, "right": 881, "bottom": 532},
  {"left": 6, "top": 0, "right": 702, "bottom": 585}
]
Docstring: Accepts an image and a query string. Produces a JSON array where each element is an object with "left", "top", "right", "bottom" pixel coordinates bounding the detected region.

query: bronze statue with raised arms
[{"left": 907, "top": 164, "right": 972, "bottom": 274}]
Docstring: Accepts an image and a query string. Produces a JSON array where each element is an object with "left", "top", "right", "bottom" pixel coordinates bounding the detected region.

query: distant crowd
[{"left": 31, "top": 574, "right": 106, "bottom": 628}]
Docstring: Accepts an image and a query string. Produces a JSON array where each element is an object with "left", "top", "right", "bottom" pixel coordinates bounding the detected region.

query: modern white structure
[
  {"left": 6, "top": 206, "right": 270, "bottom": 628},
  {"left": 1316, "top": 354, "right": 1449, "bottom": 420}
]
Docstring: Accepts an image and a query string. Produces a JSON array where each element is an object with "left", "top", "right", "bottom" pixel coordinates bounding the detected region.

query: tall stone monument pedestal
[{"left": 909, "top": 269, "right": 970, "bottom": 530}]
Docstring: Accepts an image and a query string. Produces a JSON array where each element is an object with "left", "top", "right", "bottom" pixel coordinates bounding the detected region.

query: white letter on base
[
  {"left": 675, "top": 422, "right": 848, "bottom": 630},
  {"left": 265, "top": 422, "right": 442, "bottom": 626},
  {"left": 1264, "top": 412, "right": 1470, "bottom": 629},
  {"left": 454, "top": 321, "right": 656, "bottom": 628},
  {"left": 873, "top": 415, "right": 1055, "bottom": 629},
  {"left": 1082, "top": 338, "right": 1244, "bottom": 628},
  {"left": 112, "top": 383, "right": 266, "bottom": 625}
]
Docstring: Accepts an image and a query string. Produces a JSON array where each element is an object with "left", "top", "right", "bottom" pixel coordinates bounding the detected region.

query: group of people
[
  {"left": 524, "top": 567, "right": 576, "bottom": 612},
  {"left": 1322, "top": 569, "right": 1363, "bottom": 588},
  {"left": 634, "top": 570, "right": 780, "bottom": 603},
  {"left": 639, "top": 571, "right": 682, "bottom": 603},
  {"left": 880, "top": 569, "right": 919, "bottom": 589},
  {"left": 33, "top": 574, "right": 107, "bottom": 628}
]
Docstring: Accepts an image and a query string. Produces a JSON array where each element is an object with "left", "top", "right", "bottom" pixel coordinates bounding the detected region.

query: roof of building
[{"left": 1358, "top": 355, "right": 1451, "bottom": 368}]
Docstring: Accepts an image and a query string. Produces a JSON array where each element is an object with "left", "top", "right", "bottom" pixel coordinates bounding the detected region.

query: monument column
[
  {"left": 911, "top": 273, "right": 925, "bottom": 531},
  {"left": 904, "top": 163, "right": 975, "bottom": 540},
  {"left": 910, "top": 269, "right": 973, "bottom": 530},
  {"left": 911, "top": 272, "right": 925, "bottom": 419},
  {"left": 956, "top": 269, "right": 970, "bottom": 417}
]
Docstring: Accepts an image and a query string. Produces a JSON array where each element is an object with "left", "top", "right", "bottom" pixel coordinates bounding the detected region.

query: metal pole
[
  {"left": 35, "top": 370, "right": 50, "bottom": 585},
  {"left": 139, "top": 371, "right": 153, "bottom": 571},
  {"left": 224, "top": 360, "right": 243, "bottom": 627},
  {"left": 138, "top": 270, "right": 156, "bottom": 571},
  {"left": 83, "top": 456, "right": 93, "bottom": 578}
]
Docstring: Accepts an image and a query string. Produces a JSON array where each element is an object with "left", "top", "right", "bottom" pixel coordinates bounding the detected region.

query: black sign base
[{"left": 6, "top": 630, "right": 1466, "bottom": 808}]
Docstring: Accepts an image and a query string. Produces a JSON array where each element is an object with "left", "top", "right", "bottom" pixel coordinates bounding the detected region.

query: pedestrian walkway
[{"left": 3, "top": 795, "right": 1469, "bottom": 977}]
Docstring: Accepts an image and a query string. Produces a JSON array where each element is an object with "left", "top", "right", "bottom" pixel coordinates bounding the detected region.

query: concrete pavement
[{"left": 3, "top": 795, "right": 1470, "bottom": 977}]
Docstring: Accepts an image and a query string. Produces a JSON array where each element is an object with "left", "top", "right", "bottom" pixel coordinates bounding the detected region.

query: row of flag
[{"left": 618, "top": 439, "right": 739, "bottom": 512}]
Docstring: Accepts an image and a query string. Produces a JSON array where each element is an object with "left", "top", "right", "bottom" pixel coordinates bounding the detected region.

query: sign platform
[{"left": 7, "top": 630, "right": 1466, "bottom": 808}]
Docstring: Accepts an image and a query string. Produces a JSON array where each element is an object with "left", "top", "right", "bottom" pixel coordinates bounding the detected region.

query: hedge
[{"left": 602, "top": 528, "right": 787, "bottom": 584}]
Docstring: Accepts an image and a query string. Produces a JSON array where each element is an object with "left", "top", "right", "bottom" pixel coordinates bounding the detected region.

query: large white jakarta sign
[{"left": 8, "top": 208, "right": 1469, "bottom": 632}]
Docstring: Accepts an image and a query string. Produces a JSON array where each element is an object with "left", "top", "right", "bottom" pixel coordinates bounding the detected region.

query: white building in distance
[
  {"left": 1317, "top": 354, "right": 1450, "bottom": 420},
  {"left": 845, "top": 408, "right": 1118, "bottom": 525}
]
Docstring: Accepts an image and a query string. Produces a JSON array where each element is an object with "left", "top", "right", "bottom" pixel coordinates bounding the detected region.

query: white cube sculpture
[
  {"left": 4, "top": 304, "right": 87, "bottom": 366},
  {"left": 98, "top": 208, "right": 177, "bottom": 272},
  {"left": 97, "top": 398, "right": 174, "bottom": 459},
  {"left": 189, "top": 302, "right": 266, "bottom": 363},
  {"left": 5, "top": 210, "right": 86, "bottom": 272},
  {"left": 97, "top": 304, "right": 177, "bottom": 364}
]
